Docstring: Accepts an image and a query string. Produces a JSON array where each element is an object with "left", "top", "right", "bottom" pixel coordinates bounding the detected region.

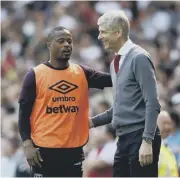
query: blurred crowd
[{"left": 1, "top": 1, "right": 180, "bottom": 177}]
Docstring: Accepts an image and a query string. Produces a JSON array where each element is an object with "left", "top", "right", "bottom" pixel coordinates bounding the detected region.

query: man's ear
[
  {"left": 117, "top": 28, "right": 122, "bottom": 38},
  {"left": 47, "top": 42, "right": 52, "bottom": 49}
]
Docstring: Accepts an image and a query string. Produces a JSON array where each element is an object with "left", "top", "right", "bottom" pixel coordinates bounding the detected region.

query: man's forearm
[
  {"left": 80, "top": 65, "right": 112, "bottom": 89},
  {"left": 91, "top": 107, "right": 113, "bottom": 127},
  {"left": 18, "top": 101, "right": 34, "bottom": 142}
]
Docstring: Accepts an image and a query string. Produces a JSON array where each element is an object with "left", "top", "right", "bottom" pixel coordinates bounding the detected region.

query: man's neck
[
  {"left": 115, "top": 38, "right": 129, "bottom": 53},
  {"left": 49, "top": 57, "right": 69, "bottom": 69}
]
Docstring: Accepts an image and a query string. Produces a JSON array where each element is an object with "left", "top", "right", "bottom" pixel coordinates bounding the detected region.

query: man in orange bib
[{"left": 18, "top": 26, "right": 112, "bottom": 177}]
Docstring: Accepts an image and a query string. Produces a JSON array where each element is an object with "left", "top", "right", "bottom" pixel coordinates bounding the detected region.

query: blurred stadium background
[{"left": 1, "top": 1, "right": 180, "bottom": 177}]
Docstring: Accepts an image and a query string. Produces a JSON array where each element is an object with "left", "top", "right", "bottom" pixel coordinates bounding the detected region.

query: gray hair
[{"left": 97, "top": 10, "right": 130, "bottom": 38}]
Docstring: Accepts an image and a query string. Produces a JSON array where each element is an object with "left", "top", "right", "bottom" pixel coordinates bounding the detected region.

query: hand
[
  {"left": 89, "top": 119, "right": 94, "bottom": 129},
  {"left": 139, "top": 140, "right": 153, "bottom": 167},
  {"left": 24, "top": 140, "right": 43, "bottom": 168}
]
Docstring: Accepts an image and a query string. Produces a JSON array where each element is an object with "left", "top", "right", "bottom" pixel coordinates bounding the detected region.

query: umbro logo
[{"left": 49, "top": 80, "right": 78, "bottom": 94}]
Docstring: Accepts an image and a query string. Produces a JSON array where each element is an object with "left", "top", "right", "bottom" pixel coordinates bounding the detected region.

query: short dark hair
[{"left": 47, "top": 26, "right": 68, "bottom": 42}]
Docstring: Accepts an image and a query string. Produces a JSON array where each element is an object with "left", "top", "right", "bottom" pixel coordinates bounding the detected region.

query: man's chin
[
  {"left": 104, "top": 44, "right": 113, "bottom": 51},
  {"left": 56, "top": 56, "right": 70, "bottom": 61},
  {"left": 103, "top": 45, "right": 109, "bottom": 51},
  {"left": 63, "top": 57, "right": 70, "bottom": 61},
  {"left": 61, "top": 54, "right": 71, "bottom": 60},
  {"left": 104, "top": 46, "right": 114, "bottom": 52}
]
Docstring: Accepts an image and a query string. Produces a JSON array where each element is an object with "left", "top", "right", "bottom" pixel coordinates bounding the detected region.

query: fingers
[
  {"left": 139, "top": 155, "right": 145, "bottom": 167},
  {"left": 89, "top": 119, "right": 94, "bottom": 128},
  {"left": 150, "top": 155, "right": 153, "bottom": 164},
  {"left": 27, "top": 159, "right": 31, "bottom": 166},
  {"left": 37, "top": 150, "right": 43, "bottom": 162},
  {"left": 33, "top": 155, "right": 42, "bottom": 168},
  {"left": 146, "top": 154, "right": 153, "bottom": 165},
  {"left": 27, "top": 152, "right": 43, "bottom": 168},
  {"left": 27, "top": 158, "right": 36, "bottom": 167},
  {"left": 139, "top": 154, "right": 153, "bottom": 167}
]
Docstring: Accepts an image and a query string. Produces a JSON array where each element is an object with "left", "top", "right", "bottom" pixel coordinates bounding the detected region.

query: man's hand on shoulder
[{"left": 89, "top": 119, "right": 94, "bottom": 129}]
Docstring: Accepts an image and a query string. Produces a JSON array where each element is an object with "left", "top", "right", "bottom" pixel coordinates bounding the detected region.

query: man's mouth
[{"left": 63, "top": 49, "right": 71, "bottom": 55}]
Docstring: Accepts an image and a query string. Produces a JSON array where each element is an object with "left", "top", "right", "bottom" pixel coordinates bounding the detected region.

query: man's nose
[
  {"left": 64, "top": 41, "right": 70, "bottom": 47},
  {"left": 98, "top": 34, "right": 102, "bottom": 40}
]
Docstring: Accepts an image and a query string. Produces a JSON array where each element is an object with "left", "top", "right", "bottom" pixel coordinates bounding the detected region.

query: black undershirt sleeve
[
  {"left": 18, "top": 69, "right": 36, "bottom": 142},
  {"left": 80, "top": 65, "right": 112, "bottom": 89}
]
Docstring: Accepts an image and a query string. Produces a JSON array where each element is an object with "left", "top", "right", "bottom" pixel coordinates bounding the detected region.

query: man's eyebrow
[
  {"left": 56, "top": 37, "right": 64, "bottom": 40},
  {"left": 56, "top": 37, "right": 72, "bottom": 40}
]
